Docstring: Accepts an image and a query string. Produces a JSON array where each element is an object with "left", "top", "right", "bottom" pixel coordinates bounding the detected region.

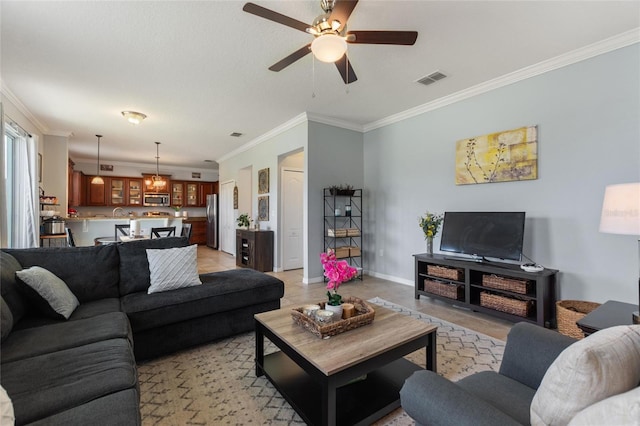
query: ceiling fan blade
[
  {"left": 346, "top": 30, "right": 418, "bottom": 45},
  {"left": 335, "top": 55, "right": 357, "bottom": 84},
  {"left": 242, "top": 2, "right": 310, "bottom": 33},
  {"left": 329, "top": 0, "right": 359, "bottom": 30},
  {"left": 269, "top": 44, "right": 312, "bottom": 72}
]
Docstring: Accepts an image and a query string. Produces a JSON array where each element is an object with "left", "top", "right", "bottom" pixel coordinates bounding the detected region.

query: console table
[
  {"left": 236, "top": 229, "right": 274, "bottom": 272},
  {"left": 576, "top": 300, "right": 637, "bottom": 336},
  {"left": 414, "top": 254, "right": 558, "bottom": 328}
]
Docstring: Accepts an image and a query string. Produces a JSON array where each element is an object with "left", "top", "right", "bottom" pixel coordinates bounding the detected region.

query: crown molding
[
  {"left": 306, "top": 112, "right": 363, "bottom": 132},
  {"left": 1, "top": 79, "right": 50, "bottom": 134},
  {"left": 363, "top": 28, "right": 640, "bottom": 133},
  {"left": 45, "top": 130, "right": 75, "bottom": 138},
  {"left": 71, "top": 156, "right": 218, "bottom": 173},
  {"left": 217, "top": 112, "right": 309, "bottom": 162}
]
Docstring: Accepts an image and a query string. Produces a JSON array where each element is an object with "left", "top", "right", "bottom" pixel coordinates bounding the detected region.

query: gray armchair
[{"left": 400, "top": 322, "right": 575, "bottom": 426}]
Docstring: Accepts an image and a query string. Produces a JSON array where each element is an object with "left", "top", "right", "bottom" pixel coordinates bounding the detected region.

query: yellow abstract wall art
[{"left": 455, "top": 125, "right": 538, "bottom": 185}]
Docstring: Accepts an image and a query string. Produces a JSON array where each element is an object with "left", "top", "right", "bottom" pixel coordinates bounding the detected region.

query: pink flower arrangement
[{"left": 320, "top": 251, "right": 358, "bottom": 306}]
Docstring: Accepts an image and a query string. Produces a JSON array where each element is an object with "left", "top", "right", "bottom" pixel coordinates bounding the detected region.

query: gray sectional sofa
[{"left": 0, "top": 237, "right": 284, "bottom": 425}]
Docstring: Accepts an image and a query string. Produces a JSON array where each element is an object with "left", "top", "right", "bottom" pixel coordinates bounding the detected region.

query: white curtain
[{"left": 3, "top": 121, "right": 39, "bottom": 248}]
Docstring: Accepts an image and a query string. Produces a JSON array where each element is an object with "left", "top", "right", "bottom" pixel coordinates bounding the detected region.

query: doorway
[
  {"left": 219, "top": 181, "right": 235, "bottom": 255},
  {"left": 281, "top": 167, "right": 304, "bottom": 270}
]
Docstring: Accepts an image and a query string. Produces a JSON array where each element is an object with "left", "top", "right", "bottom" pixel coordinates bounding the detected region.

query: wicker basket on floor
[{"left": 556, "top": 300, "right": 601, "bottom": 339}]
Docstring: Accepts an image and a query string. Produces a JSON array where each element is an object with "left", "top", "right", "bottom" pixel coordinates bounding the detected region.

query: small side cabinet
[{"left": 236, "top": 230, "right": 274, "bottom": 272}]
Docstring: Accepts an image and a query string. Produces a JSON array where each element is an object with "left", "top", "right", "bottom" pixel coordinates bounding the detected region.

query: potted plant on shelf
[
  {"left": 236, "top": 213, "right": 252, "bottom": 229},
  {"left": 419, "top": 211, "right": 444, "bottom": 255},
  {"left": 320, "top": 251, "right": 358, "bottom": 318},
  {"left": 171, "top": 205, "right": 182, "bottom": 217},
  {"left": 329, "top": 184, "right": 355, "bottom": 196}
]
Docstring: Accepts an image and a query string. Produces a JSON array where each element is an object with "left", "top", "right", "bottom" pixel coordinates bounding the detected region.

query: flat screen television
[{"left": 439, "top": 212, "right": 526, "bottom": 261}]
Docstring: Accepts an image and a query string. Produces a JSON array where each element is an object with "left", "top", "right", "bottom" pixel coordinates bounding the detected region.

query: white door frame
[
  {"left": 281, "top": 167, "right": 304, "bottom": 270},
  {"left": 219, "top": 180, "right": 236, "bottom": 255}
]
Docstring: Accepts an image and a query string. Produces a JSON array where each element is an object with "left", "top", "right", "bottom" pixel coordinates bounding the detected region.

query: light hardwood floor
[{"left": 197, "top": 245, "right": 512, "bottom": 340}]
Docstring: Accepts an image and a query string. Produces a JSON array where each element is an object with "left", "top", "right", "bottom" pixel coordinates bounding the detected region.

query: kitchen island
[{"left": 65, "top": 216, "right": 183, "bottom": 247}]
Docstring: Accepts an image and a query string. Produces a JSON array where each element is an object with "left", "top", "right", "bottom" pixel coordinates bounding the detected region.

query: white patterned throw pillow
[
  {"left": 531, "top": 325, "right": 640, "bottom": 426},
  {"left": 146, "top": 245, "right": 202, "bottom": 294},
  {"left": 567, "top": 386, "right": 640, "bottom": 426}
]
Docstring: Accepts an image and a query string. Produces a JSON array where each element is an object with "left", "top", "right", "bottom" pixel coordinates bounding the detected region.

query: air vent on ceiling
[
  {"left": 230, "top": 132, "right": 243, "bottom": 137},
  {"left": 416, "top": 71, "right": 447, "bottom": 86}
]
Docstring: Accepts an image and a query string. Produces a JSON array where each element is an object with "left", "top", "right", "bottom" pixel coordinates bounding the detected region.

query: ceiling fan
[{"left": 243, "top": 0, "right": 418, "bottom": 84}]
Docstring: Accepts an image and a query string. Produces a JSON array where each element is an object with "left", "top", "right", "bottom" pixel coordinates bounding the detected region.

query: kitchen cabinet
[
  {"left": 68, "top": 159, "right": 85, "bottom": 207},
  {"left": 85, "top": 176, "right": 143, "bottom": 206},
  {"left": 171, "top": 182, "right": 184, "bottom": 206},
  {"left": 183, "top": 218, "right": 206, "bottom": 244},
  {"left": 199, "top": 182, "right": 215, "bottom": 207},
  {"left": 86, "top": 176, "right": 107, "bottom": 205},
  {"left": 69, "top": 171, "right": 85, "bottom": 207},
  {"left": 110, "top": 178, "right": 126, "bottom": 205},
  {"left": 128, "top": 179, "right": 142, "bottom": 206},
  {"left": 181, "top": 182, "right": 217, "bottom": 207},
  {"left": 185, "top": 183, "right": 198, "bottom": 207}
]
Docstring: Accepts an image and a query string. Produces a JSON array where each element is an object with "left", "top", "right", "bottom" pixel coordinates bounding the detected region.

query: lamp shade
[
  {"left": 311, "top": 34, "right": 347, "bottom": 63},
  {"left": 599, "top": 182, "right": 640, "bottom": 235}
]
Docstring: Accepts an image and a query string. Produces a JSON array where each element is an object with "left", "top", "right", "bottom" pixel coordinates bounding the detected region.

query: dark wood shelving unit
[
  {"left": 236, "top": 229, "right": 273, "bottom": 272},
  {"left": 414, "top": 253, "right": 558, "bottom": 328}
]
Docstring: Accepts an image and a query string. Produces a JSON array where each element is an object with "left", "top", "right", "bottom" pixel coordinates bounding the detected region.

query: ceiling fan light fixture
[
  {"left": 311, "top": 34, "right": 347, "bottom": 63},
  {"left": 121, "top": 111, "right": 147, "bottom": 125}
]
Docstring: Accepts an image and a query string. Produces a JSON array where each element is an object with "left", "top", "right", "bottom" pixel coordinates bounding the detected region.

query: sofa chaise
[
  {"left": 0, "top": 237, "right": 284, "bottom": 425},
  {"left": 400, "top": 321, "right": 640, "bottom": 425}
]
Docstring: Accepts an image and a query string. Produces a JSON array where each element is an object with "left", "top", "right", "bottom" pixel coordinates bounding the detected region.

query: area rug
[{"left": 138, "top": 298, "right": 506, "bottom": 425}]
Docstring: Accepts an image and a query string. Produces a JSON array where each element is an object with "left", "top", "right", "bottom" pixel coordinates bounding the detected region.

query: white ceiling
[{"left": 2, "top": 1, "right": 639, "bottom": 170}]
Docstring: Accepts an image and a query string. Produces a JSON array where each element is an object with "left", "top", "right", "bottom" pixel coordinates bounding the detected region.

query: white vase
[
  {"left": 324, "top": 303, "right": 343, "bottom": 319},
  {"left": 174, "top": 211, "right": 181, "bottom": 217}
]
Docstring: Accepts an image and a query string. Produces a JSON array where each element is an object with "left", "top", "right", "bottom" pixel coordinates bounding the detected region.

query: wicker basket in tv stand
[{"left": 414, "top": 253, "right": 558, "bottom": 328}]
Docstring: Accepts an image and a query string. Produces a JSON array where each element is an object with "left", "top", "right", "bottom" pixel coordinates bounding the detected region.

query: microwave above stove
[{"left": 143, "top": 193, "right": 170, "bottom": 207}]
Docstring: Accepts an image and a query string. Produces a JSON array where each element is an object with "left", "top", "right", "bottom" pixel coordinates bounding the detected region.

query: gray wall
[
  {"left": 219, "top": 121, "right": 308, "bottom": 271},
  {"left": 364, "top": 44, "right": 640, "bottom": 304},
  {"left": 307, "top": 121, "right": 364, "bottom": 281}
]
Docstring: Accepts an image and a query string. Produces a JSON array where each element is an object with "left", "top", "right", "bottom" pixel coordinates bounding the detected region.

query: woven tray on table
[{"left": 291, "top": 296, "right": 375, "bottom": 339}]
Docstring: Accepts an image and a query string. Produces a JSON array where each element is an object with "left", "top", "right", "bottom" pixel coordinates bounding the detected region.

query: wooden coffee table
[{"left": 254, "top": 304, "right": 437, "bottom": 426}]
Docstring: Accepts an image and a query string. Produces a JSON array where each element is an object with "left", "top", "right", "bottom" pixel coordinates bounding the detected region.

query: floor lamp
[{"left": 599, "top": 182, "right": 640, "bottom": 324}]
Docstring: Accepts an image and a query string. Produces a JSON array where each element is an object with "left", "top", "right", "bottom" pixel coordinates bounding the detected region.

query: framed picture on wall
[
  {"left": 233, "top": 185, "right": 238, "bottom": 209},
  {"left": 258, "top": 168, "right": 269, "bottom": 194},
  {"left": 258, "top": 196, "right": 269, "bottom": 221},
  {"left": 38, "top": 153, "right": 42, "bottom": 183}
]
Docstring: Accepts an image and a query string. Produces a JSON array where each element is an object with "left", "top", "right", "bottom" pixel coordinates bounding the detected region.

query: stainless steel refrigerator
[{"left": 206, "top": 194, "right": 218, "bottom": 249}]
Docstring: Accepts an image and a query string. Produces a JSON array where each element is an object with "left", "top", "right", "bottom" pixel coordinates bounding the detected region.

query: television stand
[{"left": 414, "top": 253, "right": 558, "bottom": 328}]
